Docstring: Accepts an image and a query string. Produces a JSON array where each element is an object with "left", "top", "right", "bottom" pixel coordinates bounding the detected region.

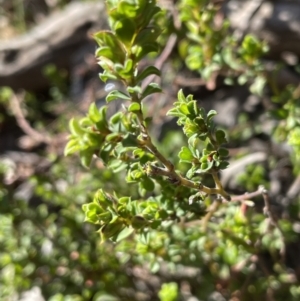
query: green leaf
[
  {"left": 136, "top": 66, "right": 161, "bottom": 83},
  {"left": 138, "top": 5, "right": 161, "bottom": 29},
  {"left": 186, "top": 100, "right": 199, "bottom": 117},
  {"left": 140, "top": 5, "right": 161, "bottom": 28},
  {"left": 83, "top": 132, "right": 103, "bottom": 147},
  {"left": 114, "top": 18, "right": 136, "bottom": 46},
  {"left": 140, "top": 177, "right": 155, "bottom": 191},
  {"left": 141, "top": 83, "right": 162, "bottom": 99},
  {"left": 113, "top": 227, "right": 134, "bottom": 243},
  {"left": 69, "top": 118, "right": 85, "bottom": 137},
  {"left": 106, "top": 133, "right": 121, "bottom": 143},
  {"left": 207, "top": 110, "right": 217, "bottom": 122},
  {"left": 134, "top": 27, "right": 161, "bottom": 46},
  {"left": 118, "top": 1, "right": 137, "bottom": 18},
  {"left": 200, "top": 160, "right": 214, "bottom": 172},
  {"left": 222, "top": 48, "right": 241, "bottom": 70},
  {"left": 131, "top": 169, "right": 144, "bottom": 180},
  {"left": 98, "top": 211, "right": 113, "bottom": 223},
  {"left": 128, "top": 102, "right": 141, "bottom": 112},
  {"left": 107, "top": 159, "right": 127, "bottom": 173},
  {"left": 96, "top": 47, "right": 116, "bottom": 62},
  {"left": 110, "top": 112, "right": 123, "bottom": 124},
  {"left": 122, "top": 133, "right": 139, "bottom": 147},
  {"left": 82, "top": 202, "right": 102, "bottom": 214},
  {"left": 131, "top": 216, "right": 148, "bottom": 229},
  {"left": 166, "top": 108, "right": 182, "bottom": 118},
  {"left": 155, "top": 209, "right": 168, "bottom": 220},
  {"left": 79, "top": 116, "right": 93, "bottom": 127},
  {"left": 188, "top": 134, "right": 198, "bottom": 147},
  {"left": 132, "top": 43, "right": 159, "bottom": 61},
  {"left": 218, "top": 148, "right": 229, "bottom": 157},
  {"left": 206, "top": 143, "right": 214, "bottom": 151},
  {"left": 88, "top": 103, "right": 101, "bottom": 123},
  {"left": 138, "top": 231, "right": 150, "bottom": 244},
  {"left": 106, "top": 90, "right": 131, "bottom": 102},
  {"left": 94, "top": 31, "right": 126, "bottom": 63},
  {"left": 178, "top": 146, "right": 194, "bottom": 163},
  {"left": 64, "top": 139, "right": 80, "bottom": 156},
  {"left": 95, "top": 106, "right": 109, "bottom": 131},
  {"left": 127, "top": 85, "right": 142, "bottom": 94},
  {"left": 178, "top": 103, "right": 190, "bottom": 115},
  {"left": 99, "top": 143, "right": 113, "bottom": 162},
  {"left": 84, "top": 212, "right": 99, "bottom": 224},
  {"left": 215, "top": 129, "right": 227, "bottom": 144},
  {"left": 98, "top": 56, "right": 115, "bottom": 72},
  {"left": 184, "top": 121, "right": 201, "bottom": 137},
  {"left": 194, "top": 117, "right": 207, "bottom": 131},
  {"left": 80, "top": 149, "right": 94, "bottom": 168},
  {"left": 119, "top": 59, "right": 134, "bottom": 77},
  {"left": 219, "top": 161, "right": 229, "bottom": 169},
  {"left": 99, "top": 221, "right": 125, "bottom": 243},
  {"left": 99, "top": 70, "right": 118, "bottom": 82},
  {"left": 177, "top": 89, "right": 186, "bottom": 102}
]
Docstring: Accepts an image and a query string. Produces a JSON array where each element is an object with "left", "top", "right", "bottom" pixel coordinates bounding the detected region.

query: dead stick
[{"left": 10, "top": 92, "right": 51, "bottom": 144}]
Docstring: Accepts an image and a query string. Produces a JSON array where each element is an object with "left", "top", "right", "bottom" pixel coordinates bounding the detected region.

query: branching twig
[
  {"left": 174, "top": 76, "right": 206, "bottom": 87},
  {"left": 230, "top": 189, "right": 263, "bottom": 202},
  {"left": 10, "top": 92, "right": 51, "bottom": 144},
  {"left": 144, "top": 163, "right": 230, "bottom": 199},
  {"left": 201, "top": 197, "right": 222, "bottom": 231},
  {"left": 259, "top": 185, "right": 286, "bottom": 259}
]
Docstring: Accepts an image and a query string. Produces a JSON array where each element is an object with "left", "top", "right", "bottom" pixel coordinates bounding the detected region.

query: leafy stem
[
  {"left": 128, "top": 81, "right": 230, "bottom": 199},
  {"left": 144, "top": 163, "right": 230, "bottom": 200},
  {"left": 65, "top": 0, "right": 232, "bottom": 243}
]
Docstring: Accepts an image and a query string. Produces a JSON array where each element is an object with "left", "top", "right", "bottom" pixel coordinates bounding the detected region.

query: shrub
[{"left": 1, "top": 0, "right": 300, "bottom": 300}]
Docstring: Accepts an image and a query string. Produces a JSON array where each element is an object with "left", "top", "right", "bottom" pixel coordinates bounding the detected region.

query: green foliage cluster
[
  {"left": 177, "top": 0, "right": 300, "bottom": 167},
  {"left": 169, "top": 91, "right": 229, "bottom": 174},
  {"left": 178, "top": 0, "right": 268, "bottom": 93},
  {"left": 65, "top": 0, "right": 300, "bottom": 299},
  {"left": 66, "top": 0, "right": 233, "bottom": 245},
  {"left": 0, "top": 160, "right": 139, "bottom": 301},
  {"left": 271, "top": 86, "right": 300, "bottom": 168}
]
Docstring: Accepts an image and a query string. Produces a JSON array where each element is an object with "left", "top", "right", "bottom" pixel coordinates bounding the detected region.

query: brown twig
[
  {"left": 144, "top": 163, "right": 231, "bottom": 199},
  {"left": 259, "top": 185, "right": 286, "bottom": 259},
  {"left": 201, "top": 197, "right": 222, "bottom": 231},
  {"left": 10, "top": 92, "right": 51, "bottom": 144},
  {"left": 186, "top": 188, "right": 269, "bottom": 230},
  {"left": 174, "top": 76, "right": 206, "bottom": 87},
  {"left": 230, "top": 189, "right": 263, "bottom": 202}
]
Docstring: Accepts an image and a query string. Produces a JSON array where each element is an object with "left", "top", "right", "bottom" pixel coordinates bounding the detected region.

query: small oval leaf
[
  {"left": 106, "top": 90, "right": 131, "bottom": 102},
  {"left": 128, "top": 102, "right": 141, "bottom": 112}
]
